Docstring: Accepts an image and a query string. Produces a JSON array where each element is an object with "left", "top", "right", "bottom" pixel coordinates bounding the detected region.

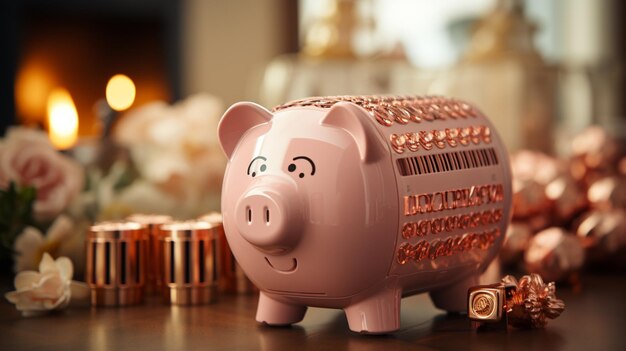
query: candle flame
[
  {"left": 47, "top": 88, "right": 79, "bottom": 149},
  {"left": 106, "top": 74, "right": 136, "bottom": 111}
]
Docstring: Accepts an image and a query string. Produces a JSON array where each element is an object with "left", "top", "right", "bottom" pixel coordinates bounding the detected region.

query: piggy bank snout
[{"left": 235, "top": 183, "right": 302, "bottom": 253}]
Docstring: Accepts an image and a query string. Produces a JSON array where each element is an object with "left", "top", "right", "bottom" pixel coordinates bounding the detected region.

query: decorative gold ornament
[
  {"left": 501, "top": 274, "right": 565, "bottom": 328},
  {"left": 468, "top": 273, "right": 565, "bottom": 329},
  {"left": 274, "top": 95, "right": 479, "bottom": 128}
]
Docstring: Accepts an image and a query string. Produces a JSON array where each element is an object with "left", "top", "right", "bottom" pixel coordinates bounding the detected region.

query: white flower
[
  {"left": 13, "top": 215, "right": 75, "bottom": 272},
  {"left": 114, "top": 94, "right": 225, "bottom": 184},
  {"left": 112, "top": 94, "right": 226, "bottom": 217},
  {"left": 98, "top": 179, "right": 178, "bottom": 219},
  {"left": 5, "top": 253, "right": 89, "bottom": 317}
]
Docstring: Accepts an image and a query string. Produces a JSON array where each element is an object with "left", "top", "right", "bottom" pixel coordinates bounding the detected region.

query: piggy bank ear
[
  {"left": 321, "top": 102, "right": 385, "bottom": 163},
  {"left": 218, "top": 102, "right": 273, "bottom": 159}
]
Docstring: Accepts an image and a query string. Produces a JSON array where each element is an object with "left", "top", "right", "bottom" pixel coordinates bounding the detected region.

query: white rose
[
  {"left": 5, "top": 253, "right": 89, "bottom": 317},
  {"left": 112, "top": 94, "right": 226, "bottom": 217},
  {"left": 12, "top": 215, "right": 78, "bottom": 272}
]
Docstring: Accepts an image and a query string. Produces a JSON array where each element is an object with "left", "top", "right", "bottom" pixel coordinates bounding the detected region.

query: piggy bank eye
[
  {"left": 247, "top": 156, "right": 267, "bottom": 177},
  {"left": 288, "top": 156, "right": 316, "bottom": 179}
]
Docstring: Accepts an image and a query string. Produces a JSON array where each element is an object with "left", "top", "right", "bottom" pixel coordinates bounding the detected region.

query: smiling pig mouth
[{"left": 264, "top": 257, "right": 298, "bottom": 273}]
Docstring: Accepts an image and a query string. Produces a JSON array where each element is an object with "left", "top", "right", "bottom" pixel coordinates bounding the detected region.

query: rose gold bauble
[
  {"left": 576, "top": 209, "right": 626, "bottom": 265},
  {"left": 587, "top": 176, "right": 626, "bottom": 210},
  {"left": 511, "top": 151, "right": 559, "bottom": 219},
  {"left": 545, "top": 175, "right": 588, "bottom": 222},
  {"left": 525, "top": 227, "right": 585, "bottom": 282}
]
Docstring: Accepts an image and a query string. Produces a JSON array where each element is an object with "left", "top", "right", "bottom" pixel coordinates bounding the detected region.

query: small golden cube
[{"left": 468, "top": 287, "right": 503, "bottom": 322}]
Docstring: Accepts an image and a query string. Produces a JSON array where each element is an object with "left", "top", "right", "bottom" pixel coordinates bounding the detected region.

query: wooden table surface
[{"left": 0, "top": 272, "right": 624, "bottom": 351}]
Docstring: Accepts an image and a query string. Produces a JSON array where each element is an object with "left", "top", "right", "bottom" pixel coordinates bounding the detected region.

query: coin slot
[
  {"left": 184, "top": 241, "right": 191, "bottom": 284},
  {"left": 169, "top": 242, "right": 175, "bottom": 283},
  {"left": 104, "top": 242, "right": 111, "bottom": 285},
  {"left": 135, "top": 240, "right": 141, "bottom": 283},
  {"left": 120, "top": 242, "right": 127, "bottom": 285},
  {"left": 198, "top": 241, "right": 205, "bottom": 283},
  {"left": 91, "top": 242, "right": 97, "bottom": 283}
]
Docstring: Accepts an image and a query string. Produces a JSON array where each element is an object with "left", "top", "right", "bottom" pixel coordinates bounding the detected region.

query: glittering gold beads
[
  {"left": 389, "top": 126, "right": 492, "bottom": 154},
  {"left": 273, "top": 95, "right": 480, "bottom": 127}
]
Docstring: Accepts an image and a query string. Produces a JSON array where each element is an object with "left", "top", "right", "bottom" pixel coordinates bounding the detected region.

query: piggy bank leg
[
  {"left": 429, "top": 274, "right": 479, "bottom": 313},
  {"left": 344, "top": 288, "right": 401, "bottom": 334},
  {"left": 256, "top": 291, "right": 307, "bottom": 326}
]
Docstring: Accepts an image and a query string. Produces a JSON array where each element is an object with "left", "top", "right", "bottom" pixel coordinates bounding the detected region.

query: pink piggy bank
[{"left": 218, "top": 95, "right": 512, "bottom": 333}]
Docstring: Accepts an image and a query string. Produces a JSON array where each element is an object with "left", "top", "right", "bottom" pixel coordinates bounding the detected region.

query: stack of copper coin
[
  {"left": 198, "top": 212, "right": 258, "bottom": 294},
  {"left": 86, "top": 221, "right": 148, "bottom": 306},
  {"left": 126, "top": 214, "right": 173, "bottom": 294},
  {"left": 87, "top": 215, "right": 227, "bottom": 306},
  {"left": 159, "top": 221, "right": 219, "bottom": 305},
  {"left": 501, "top": 126, "right": 626, "bottom": 281}
]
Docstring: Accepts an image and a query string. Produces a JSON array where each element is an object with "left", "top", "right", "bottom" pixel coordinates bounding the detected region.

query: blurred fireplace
[{"left": 0, "top": 0, "right": 181, "bottom": 136}]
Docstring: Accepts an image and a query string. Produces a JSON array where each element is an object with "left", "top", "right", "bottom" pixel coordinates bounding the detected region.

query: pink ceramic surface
[{"left": 218, "top": 96, "right": 512, "bottom": 333}]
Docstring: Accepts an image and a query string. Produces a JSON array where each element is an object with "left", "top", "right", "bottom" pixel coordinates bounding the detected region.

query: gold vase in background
[
  {"left": 254, "top": 0, "right": 412, "bottom": 107},
  {"left": 302, "top": 0, "right": 361, "bottom": 59},
  {"left": 432, "top": 0, "right": 557, "bottom": 153}
]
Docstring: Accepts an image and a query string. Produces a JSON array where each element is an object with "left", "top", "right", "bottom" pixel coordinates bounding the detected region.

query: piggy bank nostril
[
  {"left": 247, "top": 206, "right": 252, "bottom": 224},
  {"left": 264, "top": 207, "right": 270, "bottom": 225}
]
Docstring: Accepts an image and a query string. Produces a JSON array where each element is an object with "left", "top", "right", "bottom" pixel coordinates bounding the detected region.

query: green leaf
[{"left": 0, "top": 181, "right": 37, "bottom": 258}]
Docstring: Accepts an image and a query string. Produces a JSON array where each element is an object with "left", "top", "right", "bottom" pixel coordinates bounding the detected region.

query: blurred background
[
  {"left": 0, "top": 0, "right": 625, "bottom": 278},
  {"left": 2, "top": 0, "right": 625, "bottom": 143}
]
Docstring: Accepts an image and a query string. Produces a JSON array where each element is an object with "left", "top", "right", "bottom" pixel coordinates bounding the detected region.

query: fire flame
[{"left": 47, "top": 88, "right": 78, "bottom": 149}]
